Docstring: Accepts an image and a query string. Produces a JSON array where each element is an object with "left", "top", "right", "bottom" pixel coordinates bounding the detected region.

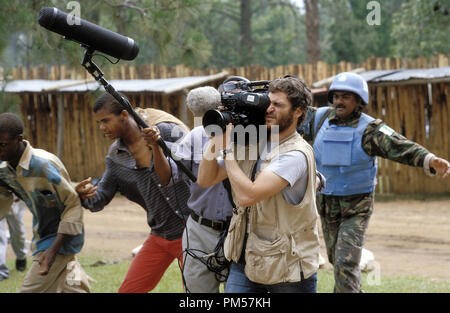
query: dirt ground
[{"left": 13, "top": 196, "right": 450, "bottom": 282}]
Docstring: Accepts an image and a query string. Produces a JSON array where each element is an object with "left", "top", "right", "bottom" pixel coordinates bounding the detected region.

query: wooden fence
[
  {"left": 365, "top": 82, "right": 450, "bottom": 195},
  {"left": 3, "top": 54, "right": 450, "bottom": 194},
  {"left": 3, "top": 54, "right": 449, "bottom": 86},
  {"left": 18, "top": 92, "right": 111, "bottom": 182}
]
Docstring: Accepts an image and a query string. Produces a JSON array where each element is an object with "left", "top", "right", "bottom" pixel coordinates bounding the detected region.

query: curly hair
[{"left": 268, "top": 76, "right": 312, "bottom": 125}]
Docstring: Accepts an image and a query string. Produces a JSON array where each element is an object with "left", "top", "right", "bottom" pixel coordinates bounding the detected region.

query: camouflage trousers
[{"left": 317, "top": 192, "right": 374, "bottom": 293}]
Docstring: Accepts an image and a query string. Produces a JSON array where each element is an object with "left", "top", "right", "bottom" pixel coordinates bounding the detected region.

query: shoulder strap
[
  {"left": 222, "top": 178, "right": 236, "bottom": 210},
  {"left": 312, "top": 107, "right": 333, "bottom": 144},
  {"left": 251, "top": 155, "right": 261, "bottom": 182}
]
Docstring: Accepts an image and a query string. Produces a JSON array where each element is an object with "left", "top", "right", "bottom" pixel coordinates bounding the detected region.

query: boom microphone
[{"left": 38, "top": 7, "right": 139, "bottom": 61}]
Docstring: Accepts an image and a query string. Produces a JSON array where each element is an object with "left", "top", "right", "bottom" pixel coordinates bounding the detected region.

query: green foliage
[
  {"left": 197, "top": 0, "right": 307, "bottom": 67},
  {"left": 196, "top": 0, "right": 242, "bottom": 68},
  {"left": 0, "top": 0, "right": 89, "bottom": 68},
  {"left": 0, "top": 0, "right": 447, "bottom": 70},
  {"left": 0, "top": 0, "right": 209, "bottom": 68},
  {"left": 319, "top": 0, "right": 403, "bottom": 63},
  {"left": 0, "top": 0, "right": 310, "bottom": 69},
  {"left": 252, "top": 4, "right": 307, "bottom": 66},
  {"left": 392, "top": 0, "right": 450, "bottom": 58}
]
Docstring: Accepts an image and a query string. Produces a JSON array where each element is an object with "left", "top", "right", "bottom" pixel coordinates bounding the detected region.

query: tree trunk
[
  {"left": 305, "top": 0, "right": 321, "bottom": 63},
  {"left": 240, "top": 0, "right": 253, "bottom": 65}
]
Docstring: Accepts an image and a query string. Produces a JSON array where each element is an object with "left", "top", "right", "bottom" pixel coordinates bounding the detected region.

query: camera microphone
[{"left": 38, "top": 7, "right": 139, "bottom": 61}]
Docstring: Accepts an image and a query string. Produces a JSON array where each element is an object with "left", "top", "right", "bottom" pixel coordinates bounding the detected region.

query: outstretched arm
[
  {"left": 363, "top": 121, "right": 449, "bottom": 177},
  {"left": 429, "top": 156, "right": 450, "bottom": 178},
  {"left": 75, "top": 177, "right": 98, "bottom": 200},
  {"left": 75, "top": 159, "right": 118, "bottom": 212}
]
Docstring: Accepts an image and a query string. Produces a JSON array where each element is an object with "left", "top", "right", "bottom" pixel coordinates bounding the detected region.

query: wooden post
[
  {"left": 438, "top": 54, "right": 449, "bottom": 67},
  {"left": 56, "top": 94, "right": 64, "bottom": 159},
  {"left": 130, "top": 66, "right": 136, "bottom": 79}
]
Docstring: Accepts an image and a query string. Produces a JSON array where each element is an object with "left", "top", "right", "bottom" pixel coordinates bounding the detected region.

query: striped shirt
[{"left": 81, "top": 122, "right": 191, "bottom": 241}]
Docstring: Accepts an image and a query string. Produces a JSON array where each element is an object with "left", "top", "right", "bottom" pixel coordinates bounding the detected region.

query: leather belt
[{"left": 190, "top": 211, "right": 229, "bottom": 232}]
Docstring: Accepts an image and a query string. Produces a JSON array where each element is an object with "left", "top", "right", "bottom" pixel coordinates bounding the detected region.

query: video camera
[{"left": 202, "top": 79, "right": 271, "bottom": 136}]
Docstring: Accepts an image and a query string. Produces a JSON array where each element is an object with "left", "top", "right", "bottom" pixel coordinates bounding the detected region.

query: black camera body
[{"left": 202, "top": 80, "right": 271, "bottom": 136}]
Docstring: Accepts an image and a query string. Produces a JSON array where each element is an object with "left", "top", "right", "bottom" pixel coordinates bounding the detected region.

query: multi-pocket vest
[
  {"left": 313, "top": 107, "right": 378, "bottom": 196},
  {"left": 224, "top": 131, "right": 320, "bottom": 284}
]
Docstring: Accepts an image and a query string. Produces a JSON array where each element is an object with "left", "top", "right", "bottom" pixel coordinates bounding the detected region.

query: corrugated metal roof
[
  {"left": 2, "top": 72, "right": 228, "bottom": 94},
  {"left": 312, "top": 67, "right": 450, "bottom": 88},
  {"left": 359, "top": 70, "right": 401, "bottom": 82},
  {"left": 367, "top": 67, "right": 450, "bottom": 83}
]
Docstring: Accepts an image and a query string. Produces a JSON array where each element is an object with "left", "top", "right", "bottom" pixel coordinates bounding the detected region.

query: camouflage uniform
[{"left": 299, "top": 106, "right": 431, "bottom": 293}]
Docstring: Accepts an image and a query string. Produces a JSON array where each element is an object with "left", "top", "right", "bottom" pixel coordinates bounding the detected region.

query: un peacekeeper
[{"left": 297, "top": 72, "right": 450, "bottom": 293}]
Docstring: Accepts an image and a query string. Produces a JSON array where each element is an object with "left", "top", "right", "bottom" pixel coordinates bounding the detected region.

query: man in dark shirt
[{"left": 76, "top": 93, "right": 191, "bottom": 293}]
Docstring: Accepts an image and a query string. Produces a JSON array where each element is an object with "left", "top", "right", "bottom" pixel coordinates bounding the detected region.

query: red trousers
[{"left": 118, "top": 233, "right": 183, "bottom": 293}]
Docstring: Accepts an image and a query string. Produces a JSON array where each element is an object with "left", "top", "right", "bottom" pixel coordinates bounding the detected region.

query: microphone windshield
[{"left": 38, "top": 7, "right": 139, "bottom": 61}]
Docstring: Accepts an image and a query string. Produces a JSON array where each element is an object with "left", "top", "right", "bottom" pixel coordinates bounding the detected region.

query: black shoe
[
  {"left": 16, "top": 259, "right": 27, "bottom": 272},
  {"left": 0, "top": 275, "right": 8, "bottom": 281}
]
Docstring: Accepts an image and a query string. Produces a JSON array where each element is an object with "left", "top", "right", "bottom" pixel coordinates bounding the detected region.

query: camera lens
[{"left": 202, "top": 109, "right": 233, "bottom": 136}]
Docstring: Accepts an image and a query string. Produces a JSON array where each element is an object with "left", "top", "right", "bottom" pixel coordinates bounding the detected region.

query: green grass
[
  {"left": 317, "top": 269, "right": 450, "bottom": 293},
  {"left": 1, "top": 257, "right": 449, "bottom": 293}
]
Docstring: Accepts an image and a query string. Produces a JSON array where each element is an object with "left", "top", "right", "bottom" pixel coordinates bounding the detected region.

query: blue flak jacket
[{"left": 314, "top": 108, "right": 378, "bottom": 196}]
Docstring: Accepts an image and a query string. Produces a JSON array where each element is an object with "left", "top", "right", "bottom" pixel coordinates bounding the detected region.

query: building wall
[
  {"left": 364, "top": 82, "right": 449, "bottom": 194},
  {"left": 18, "top": 91, "right": 190, "bottom": 182}
]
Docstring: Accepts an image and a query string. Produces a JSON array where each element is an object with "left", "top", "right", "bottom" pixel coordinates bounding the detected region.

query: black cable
[
  {"left": 91, "top": 52, "right": 120, "bottom": 64},
  {"left": 164, "top": 152, "right": 191, "bottom": 292},
  {"left": 166, "top": 153, "right": 230, "bottom": 293},
  {"left": 179, "top": 226, "right": 230, "bottom": 293}
]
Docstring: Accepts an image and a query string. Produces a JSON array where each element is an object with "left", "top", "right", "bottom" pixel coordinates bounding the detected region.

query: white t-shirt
[{"left": 219, "top": 150, "right": 308, "bottom": 205}]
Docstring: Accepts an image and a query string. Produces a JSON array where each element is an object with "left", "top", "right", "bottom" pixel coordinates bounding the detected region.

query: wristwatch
[{"left": 221, "top": 147, "right": 233, "bottom": 158}]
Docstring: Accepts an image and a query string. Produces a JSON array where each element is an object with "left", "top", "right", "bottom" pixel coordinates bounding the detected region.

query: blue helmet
[{"left": 328, "top": 72, "right": 369, "bottom": 105}]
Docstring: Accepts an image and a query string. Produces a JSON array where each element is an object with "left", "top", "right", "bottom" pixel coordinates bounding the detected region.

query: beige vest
[{"left": 224, "top": 131, "right": 320, "bottom": 284}]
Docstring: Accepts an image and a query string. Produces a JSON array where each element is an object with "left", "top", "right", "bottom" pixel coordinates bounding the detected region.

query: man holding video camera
[{"left": 198, "top": 76, "right": 321, "bottom": 293}]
